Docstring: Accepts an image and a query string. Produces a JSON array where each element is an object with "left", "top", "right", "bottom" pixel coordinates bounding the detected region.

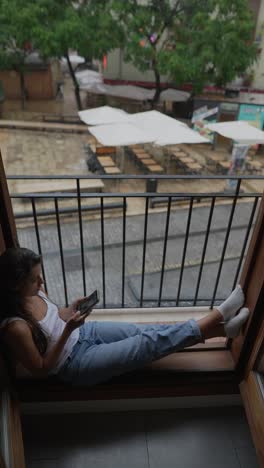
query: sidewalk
[{"left": 16, "top": 199, "right": 259, "bottom": 308}]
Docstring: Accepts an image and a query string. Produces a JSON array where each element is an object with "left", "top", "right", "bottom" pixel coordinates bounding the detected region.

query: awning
[
  {"left": 78, "top": 81, "right": 190, "bottom": 102},
  {"left": 205, "top": 121, "right": 264, "bottom": 144},
  {"left": 82, "top": 106, "right": 210, "bottom": 146},
  {"left": 78, "top": 106, "right": 130, "bottom": 125},
  {"left": 88, "top": 122, "right": 154, "bottom": 146},
  {"left": 128, "top": 110, "right": 209, "bottom": 145}
]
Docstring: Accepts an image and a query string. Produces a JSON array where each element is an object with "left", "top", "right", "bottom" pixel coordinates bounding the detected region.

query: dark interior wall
[{"left": 0, "top": 152, "right": 18, "bottom": 253}]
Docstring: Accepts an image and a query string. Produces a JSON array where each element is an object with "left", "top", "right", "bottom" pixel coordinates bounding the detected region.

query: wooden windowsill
[{"left": 15, "top": 349, "right": 238, "bottom": 402}]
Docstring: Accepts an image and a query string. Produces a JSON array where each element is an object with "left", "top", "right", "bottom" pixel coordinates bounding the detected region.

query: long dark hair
[{"left": 0, "top": 247, "right": 48, "bottom": 354}]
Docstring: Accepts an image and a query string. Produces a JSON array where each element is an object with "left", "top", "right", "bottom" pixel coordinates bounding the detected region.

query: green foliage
[
  {"left": 0, "top": 0, "right": 39, "bottom": 70},
  {"left": 32, "top": 0, "right": 123, "bottom": 60},
  {"left": 112, "top": 0, "right": 258, "bottom": 96},
  {"left": 0, "top": 0, "right": 123, "bottom": 108}
]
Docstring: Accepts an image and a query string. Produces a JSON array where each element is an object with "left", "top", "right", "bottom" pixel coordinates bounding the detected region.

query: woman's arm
[
  {"left": 59, "top": 299, "right": 83, "bottom": 322},
  {"left": 3, "top": 312, "right": 87, "bottom": 377},
  {"left": 39, "top": 288, "right": 83, "bottom": 323}
]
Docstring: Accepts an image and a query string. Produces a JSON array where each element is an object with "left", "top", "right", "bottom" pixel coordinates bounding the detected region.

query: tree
[
  {"left": 112, "top": 0, "right": 258, "bottom": 103},
  {"left": 33, "top": 0, "right": 123, "bottom": 110},
  {"left": 0, "top": 0, "right": 39, "bottom": 109}
]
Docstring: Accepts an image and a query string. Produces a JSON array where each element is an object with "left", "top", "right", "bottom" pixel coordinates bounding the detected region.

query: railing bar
[
  {"left": 54, "top": 198, "right": 68, "bottom": 306},
  {"left": 10, "top": 191, "right": 263, "bottom": 200},
  {"left": 193, "top": 197, "right": 216, "bottom": 306},
  {"left": 176, "top": 198, "right": 194, "bottom": 306},
  {"left": 12, "top": 202, "right": 125, "bottom": 218},
  {"left": 31, "top": 198, "right": 48, "bottom": 294},
  {"left": 232, "top": 196, "right": 259, "bottom": 289},
  {"left": 140, "top": 197, "right": 149, "bottom": 307},
  {"left": 100, "top": 198, "right": 106, "bottom": 308},
  {"left": 94, "top": 297, "right": 227, "bottom": 308},
  {"left": 6, "top": 174, "right": 264, "bottom": 180},
  {"left": 210, "top": 179, "right": 241, "bottom": 309},
  {"left": 121, "top": 197, "right": 126, "bottom": 308},
  {"left": 76, "top": 179, "right": 86, "bottom": 296},
  {"left": 158, "top": 196, "right": 172, "bottom": 306}
]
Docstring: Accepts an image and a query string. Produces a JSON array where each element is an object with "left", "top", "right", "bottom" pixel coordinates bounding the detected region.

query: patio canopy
[
  {"left": 78, "top": 106, "right": 129, "bottom": 125},
  {"left": 128, "top": 110, "right": 209, "bottom": 145},
  {"left": 88, "top": 117, "right": 209, "bottom": 146},
  {"left": 205, "top": 121, "right": 264, "bottom": 144},
  {"left": 88, "top": 122, "right": 154, "bottom": 146},
  {"left": 80, "top": 106, "right": 209, "bottom": 146},
  {"left": 76, "top": 69, "right": 103, "bottom": 88},
  {"left": 77, "top": 75, "right": 190, "bottom": 102},
  {"left": 60, "top": 54, "right": 85, "bottom": 72}
]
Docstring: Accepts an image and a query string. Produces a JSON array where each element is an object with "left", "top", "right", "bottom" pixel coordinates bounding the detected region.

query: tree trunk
[
  {"left": 152, "top": 63, "right": 162, "bottom": 105},
  {"left": 187, "top": 91, "right": 195, "bottom": 119},
  {"left": 19, "top": 70, "right": 26, "bottom": 110},
  {"left": 65, "top": 52, "right": 82, "bottom": 111}
]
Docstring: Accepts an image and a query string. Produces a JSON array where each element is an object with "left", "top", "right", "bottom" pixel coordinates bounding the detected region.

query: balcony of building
[{"left": 0, "top": 167, "right": 264, "bottom": 467}]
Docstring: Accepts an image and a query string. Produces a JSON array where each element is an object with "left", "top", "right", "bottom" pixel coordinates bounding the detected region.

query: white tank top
[
  {"left": 38, "top": 291, "right": 79, "bottom": 374},
  {"left": 0, "top": 291, "right": 79, "bottom": 377}
]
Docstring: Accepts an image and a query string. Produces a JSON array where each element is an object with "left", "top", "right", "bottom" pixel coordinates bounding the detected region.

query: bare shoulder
[
  {"left": 4, "top": 319, "right": 32, "bottom": 341},
  {"left": 2, "top": 318, "right": 44, "bottom": 376}
]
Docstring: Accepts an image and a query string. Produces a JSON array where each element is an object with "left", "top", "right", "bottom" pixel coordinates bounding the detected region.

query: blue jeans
[{"left": 57, "top": 320, "right": 202, "bottom": 387}]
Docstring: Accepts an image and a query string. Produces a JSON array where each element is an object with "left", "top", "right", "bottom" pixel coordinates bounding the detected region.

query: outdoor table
[
  {"left": 177, "top": 156, "right": 194, "bottom": 164},
  {"left": 141, "top": 158, "right": 157, "bottom": 166},
  {"left": 104, "top": 166, "right": 121, "bottom": 174},
  {"left": 135, "top": 153, "right": 152, "bottom": 160},
  {"left": 146, "top": 164, "right": 164, "bottom": 173},
  {"left": 188, "top": 162, "right": 202, "bottom": 172},
  {"left": 97, "top": 156, "right": 115, "bottom": 167}
]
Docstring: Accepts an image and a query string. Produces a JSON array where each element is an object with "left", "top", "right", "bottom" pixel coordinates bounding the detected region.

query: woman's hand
[
  {"left": 59, "top": 298, "right": 83, "bottom": 322},
  {"left": 65, "top": 311, "right": 89, "bottom": 334},
  {"left": 68, "top": 298, "right": 83, "bottom": 314}
]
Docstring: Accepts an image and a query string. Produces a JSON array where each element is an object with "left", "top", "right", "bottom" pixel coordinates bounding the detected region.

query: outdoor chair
[{"left": 86, "top": 154, "right": 101, "bottom": 173}]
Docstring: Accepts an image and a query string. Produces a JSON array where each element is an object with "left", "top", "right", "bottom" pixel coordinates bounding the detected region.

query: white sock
[
  {"left": 224, "top": 308, "right": 250, "bottom": 338},
  {"left": 216, "top": 285, "right": 244, "bottom": 321}
]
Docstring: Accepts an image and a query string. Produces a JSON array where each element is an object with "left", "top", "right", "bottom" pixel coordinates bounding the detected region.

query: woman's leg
[
  {"left": 61, "top": 286, "right": 245, "bottom": 386},
  {"left": 85, "top": 320, "right": 200, "bottom": 344},
  {"left": 196, "top": 308, "right": 223, "bottom": 340},
  {"left": 65, "top": 318, "right": 206, "bottom": 386},
  {"left": 83, "top": 320, "right": 148, "bottom": 345},
  {"left": 85, "top": 284, "right": 244, "bottom": 345}
]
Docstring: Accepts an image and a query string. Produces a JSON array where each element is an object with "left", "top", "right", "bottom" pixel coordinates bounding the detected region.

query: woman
[{"left": 0, "top": 247, "right": 249, "bottom": 387}]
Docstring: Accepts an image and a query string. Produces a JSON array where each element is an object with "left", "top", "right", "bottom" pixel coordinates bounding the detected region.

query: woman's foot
[
  {"left": 224, "top": 308, "right": 250, "bottom": 338},
  {"left": 216, "top": 285, "right": 244, "bottom": 322}
]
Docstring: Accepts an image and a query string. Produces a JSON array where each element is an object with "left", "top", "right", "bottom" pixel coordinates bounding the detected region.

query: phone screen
[{"left": 79, "top": 290, "right": 99, "bottom": 315}]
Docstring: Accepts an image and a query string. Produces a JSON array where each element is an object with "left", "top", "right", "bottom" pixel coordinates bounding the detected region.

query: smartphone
[{"left": 79, "top": 290, "right": 99, "bottom": 315}]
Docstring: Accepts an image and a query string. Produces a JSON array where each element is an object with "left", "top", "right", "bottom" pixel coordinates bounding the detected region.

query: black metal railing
[{"left": 7, "top": 174, "right": 264, "bottom": 309}]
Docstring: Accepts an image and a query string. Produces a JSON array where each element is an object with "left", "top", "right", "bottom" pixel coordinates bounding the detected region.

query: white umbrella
[
  {"left": 205, "top": 121, "right": 264, "bottom": 144},
  {"left": 78, "top": 106, "right": 130, "bottom": 126},
  {"left": 88, "top": 118, "right": 209, "bottom": 146},
  {"left": 159, "top": 89, "right": 190, "bottom": 102},
  {"left": 128, "top": 110, "right": 209, "bottom": 145},
  {"left": 76, "top": 69, "right": 103, "bottom": 88},
  {"left": 61, "top": 54, "right": 85, "bottom": 66},
  {"left": 79, "top": 81, "right": 191, "bottom": 102},
  {"left": 104, "top": 84, "right": 154, "bottom": 100},
  {"left": 81, "top": 108, "right": 209, "bottom": 145},
  {"left": 155, "top": 125, "right": 210, "bottom": 145},
  {"left": 60, "top": 54, "right": 85, "bottom": 73},
  {"left": 88, "top": 122, "right": 154, "bottom": 146},
  {"left": 128, "top": 110, "right": 186, "bottom": 140}
]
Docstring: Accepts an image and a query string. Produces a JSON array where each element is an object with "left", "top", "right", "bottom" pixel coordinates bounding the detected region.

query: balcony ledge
[
  {"left": 13, "top": 308, "right": 236, "bottom": 405},
  {"left": 90, "top": 306, "right": 211, "bottom": 323}
]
